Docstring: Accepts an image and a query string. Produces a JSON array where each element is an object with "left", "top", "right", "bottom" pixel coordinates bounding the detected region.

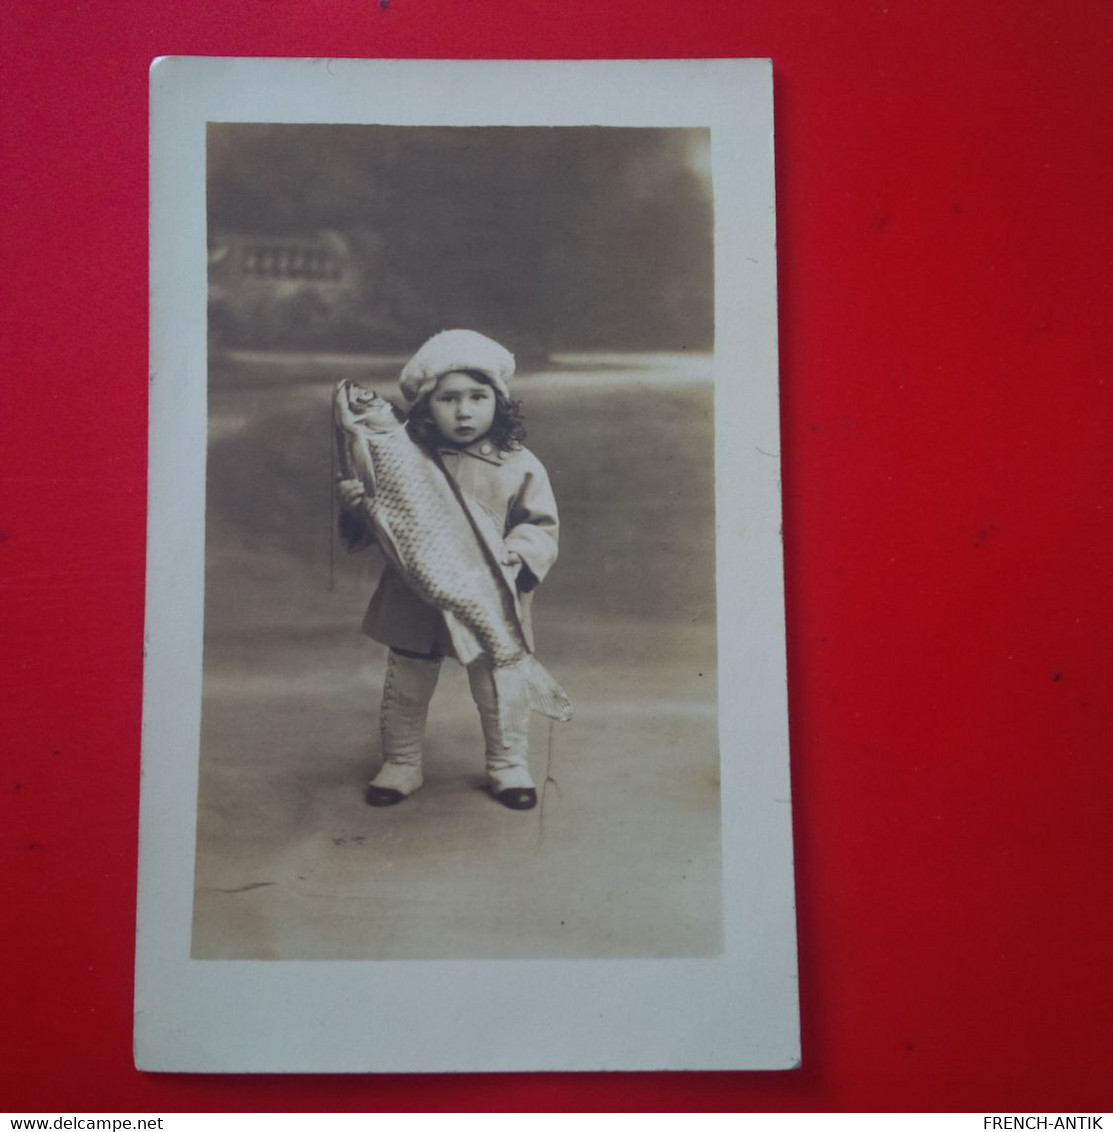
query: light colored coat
[{"left": 354, "top": 438, "right": 559, "bottom": 658}]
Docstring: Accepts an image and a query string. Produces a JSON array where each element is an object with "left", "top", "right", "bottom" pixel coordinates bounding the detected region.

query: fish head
[{"left": 334, "top": 380, "right": 403, "bottom": 435}]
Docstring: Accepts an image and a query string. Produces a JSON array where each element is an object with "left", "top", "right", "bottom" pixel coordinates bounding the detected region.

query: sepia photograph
[
  {"left": 194, "top": 123, "right": 721, "bottom": 961},
  {"left": 137, "top": 57, "right": 795, "bottom": 1072}
]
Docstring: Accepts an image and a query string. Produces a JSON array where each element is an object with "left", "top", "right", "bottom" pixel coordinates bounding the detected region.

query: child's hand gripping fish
[{"left": 333, "top": 356, "right": 572, "bottom": 812}]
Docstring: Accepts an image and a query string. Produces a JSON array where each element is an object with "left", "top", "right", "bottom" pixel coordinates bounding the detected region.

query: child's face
[{"left": 429, "top": 371, "right": 497, "bottom": 446}]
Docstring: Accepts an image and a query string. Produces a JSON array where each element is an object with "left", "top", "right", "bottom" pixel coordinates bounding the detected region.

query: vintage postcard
[{"left": 137, "top": 56, "right": 797, "bottom": 1072}]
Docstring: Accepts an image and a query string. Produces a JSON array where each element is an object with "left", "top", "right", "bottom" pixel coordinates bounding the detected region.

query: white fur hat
[{"left": 398, "top": 329, "right": 515, "bottom": 403}]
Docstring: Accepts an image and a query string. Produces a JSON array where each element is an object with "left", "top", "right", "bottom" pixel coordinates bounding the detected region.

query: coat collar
[{"left": 436, "top": 438, "right": 512, "bottom": 466}]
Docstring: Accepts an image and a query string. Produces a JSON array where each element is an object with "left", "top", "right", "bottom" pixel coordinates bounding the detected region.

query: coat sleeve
[{"left": 503, "top": 454, "right": 559, "bottom": 593}]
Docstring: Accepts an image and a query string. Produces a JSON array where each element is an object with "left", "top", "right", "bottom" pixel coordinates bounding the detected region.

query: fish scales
[{"left": 365, "top": 426, "right": 521, "bottom": 665}]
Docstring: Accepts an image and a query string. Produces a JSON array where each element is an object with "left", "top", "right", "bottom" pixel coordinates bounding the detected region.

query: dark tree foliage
[{"left": 207, "top": 124, "right": 713, "bottom": 354}]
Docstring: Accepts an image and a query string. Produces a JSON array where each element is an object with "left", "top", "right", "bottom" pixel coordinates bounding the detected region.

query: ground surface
[{"left": 192, "top": 352, "right": 721, "bottom": 960}]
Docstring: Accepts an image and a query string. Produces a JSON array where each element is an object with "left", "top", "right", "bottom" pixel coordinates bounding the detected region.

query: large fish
[{"left": 333, "top": 379, "right": 573, "bottom": 742}]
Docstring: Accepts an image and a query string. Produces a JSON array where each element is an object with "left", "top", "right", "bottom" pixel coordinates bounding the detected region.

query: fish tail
[
  {"left": 491, "top": 657, "right": 573, "bottom": 747},
  {"left": 521, "top": 654, "right": 574, "bottom": 722}
]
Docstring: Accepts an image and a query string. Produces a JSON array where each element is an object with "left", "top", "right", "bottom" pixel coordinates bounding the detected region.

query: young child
[{"left": 337, "top": 329, "right": 560, "bottom": 811}]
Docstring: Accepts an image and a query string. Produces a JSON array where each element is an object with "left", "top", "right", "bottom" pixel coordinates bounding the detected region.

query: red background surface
[{"left": 3, "top": 0, "right": 1112, "bottom": 1113}]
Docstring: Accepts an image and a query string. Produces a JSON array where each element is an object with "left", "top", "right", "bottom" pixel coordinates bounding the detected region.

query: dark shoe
[
  {"left": 493, "top": 787, "right": 537, "bottom": 811},
  {"left": 366, "top": 785, "right": 406, "bottom": 807}
]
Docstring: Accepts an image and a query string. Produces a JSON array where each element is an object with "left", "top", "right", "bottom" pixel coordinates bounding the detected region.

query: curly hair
[{"left": 405, "top": 370, "right": 527, "bottom": 453}]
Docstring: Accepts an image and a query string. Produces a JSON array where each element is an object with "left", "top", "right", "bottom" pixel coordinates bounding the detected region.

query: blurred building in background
[
  {"left": 208, "top": 230, "right": 364, "bottom": 351},
  {"left": 207, "top": 124, "right": 713, "bottom": 360}
]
